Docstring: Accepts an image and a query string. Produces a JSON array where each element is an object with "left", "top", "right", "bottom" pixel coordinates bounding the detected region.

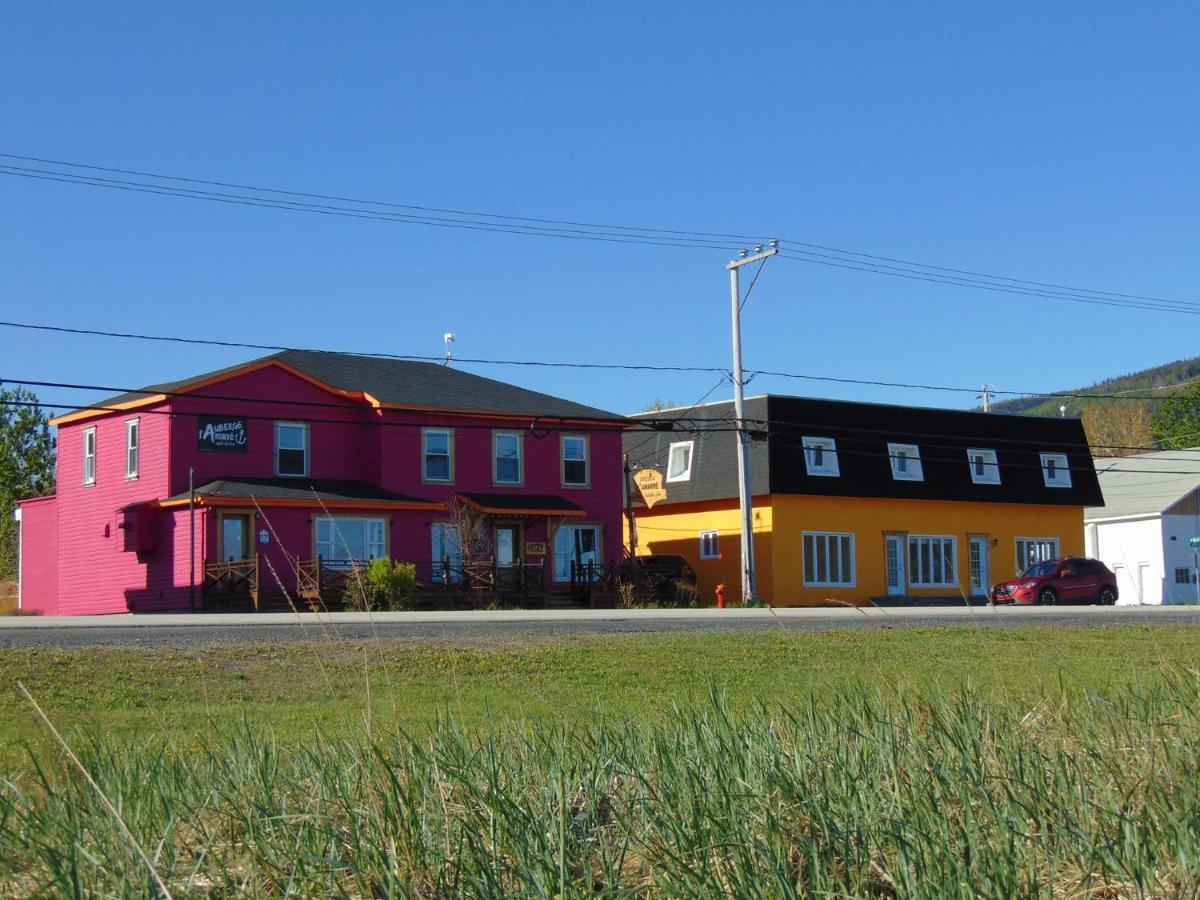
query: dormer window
[
  {"left": 888, "top": 443, "right": 923, "bottom": 481},
  {"left": 966, "top": 448, "right": 1000, "bottom": 485},
  {"left": 666, "top": 441, "right": 694, "bottom": 482},
  {"left": 802, "top": 436, "right": 839, "bottom": 477},
  {"left": 1041, "top": 452, "right": 1071, "bottom": 488}
]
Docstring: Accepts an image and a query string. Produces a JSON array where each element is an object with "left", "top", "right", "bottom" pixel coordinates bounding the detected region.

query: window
[
  {"left": 315, "top": 517, "right": 386, "bottom": 567},
  {"left": 275, "top": 422, "right": 309, "bottom": 476},
  {"left": 888, "top": 443, "right": 923, "bottom": 481},
  {"left": 802, "top": 436, "right": 839, "bottom": 477},
  {"left": 1016, "top": 538, "right": 1059, "bottom": 572},
  {"left": 423, "top": 429, "right": 453, "bottom": 482},
  {"left": 1175, "top": 567, "right": 1196, "bottom": 585},
  {"left": 494, "top": 432, "right": 523, "bottom": 485},
  {"left": 666, "top": 441, "right": 694, "bottom": 482},
  {"left": 431, "top": 522, "right": 463, "bottom": 583},
  {"left": 803, "top": 532, "right": 855, "bottom": 586},
  {"left": 82, "top": 426, "right": 96, "bottom": 485},
  {"left": 554, "top": 525, "right": 601, "bottom": 581},
  {"left": 907, "top": 535, "right": 956, "bottom": 587},
  {"left": 1041, "top": 453, "right": 1071, "bottom": 488},
  {"left": 699, "top": 530, "right": 719, "bottom": 559},
  {"left": 125, "top": 419, "right": 140, "bottom": 479},
  {"left": 966, "top": 448, "right": 999, "bottom": 485},
  {"left": 562, "top": 435, "right": 589, "bottom": 486}
]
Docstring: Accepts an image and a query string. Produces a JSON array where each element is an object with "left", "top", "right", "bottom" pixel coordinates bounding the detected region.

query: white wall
[
  {"left": 1162, "top": 515, "right": 1200, "bottom": 605},
  {"left": 1091, "top": 517, "right": 1163, "bottom": 605}
]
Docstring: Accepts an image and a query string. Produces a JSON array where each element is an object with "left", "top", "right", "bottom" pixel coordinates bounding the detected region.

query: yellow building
[{"left": 626, "top": 396, "right": 1103, "bottom": 607}]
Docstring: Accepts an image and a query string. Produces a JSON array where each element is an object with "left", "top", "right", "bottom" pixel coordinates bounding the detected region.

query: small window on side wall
[
  {"left": 275, "top": 422, "right": 309, "bottom": 476},
  {"left": 802, "top": 436, "right": 839, "bottom": 477},
  {"left": 966, "top": 448, "right": 999, "bottom": 485},
  {"left": 1040, "top": 452, "right": 1071, "bottom": 488},
  {"left": 699, "top": 530, "right": 719, "bottom": 559},
  {"left": 125, "top": 418, "right": 140, "bottom": 479},
  {"left": 887, "top": 443, "right": 923, "bottom": 481},
  {"left": 82, "top": 426, "right": 96, "bottom": 485},
  {"left": 666, "top": 441, "right": 694, "bottom": 482}
]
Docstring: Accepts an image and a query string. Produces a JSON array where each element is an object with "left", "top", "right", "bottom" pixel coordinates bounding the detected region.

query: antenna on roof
[{"left": 443, "top": 332, "right": 456, "bottom": 366}]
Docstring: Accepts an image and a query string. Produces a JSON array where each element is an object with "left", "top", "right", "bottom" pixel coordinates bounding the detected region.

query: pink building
[{"left": 17, "top": 352, "right": 629, "bottom": 614}]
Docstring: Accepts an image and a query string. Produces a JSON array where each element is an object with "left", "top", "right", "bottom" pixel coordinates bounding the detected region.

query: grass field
[{"left": 2, "top": 626, "right": 1199, "bottom": 895}]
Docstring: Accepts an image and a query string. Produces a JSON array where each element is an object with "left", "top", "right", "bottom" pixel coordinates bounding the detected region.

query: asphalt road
[{"left": 1, "top": 605, "right": 1197, "bottom": 648}]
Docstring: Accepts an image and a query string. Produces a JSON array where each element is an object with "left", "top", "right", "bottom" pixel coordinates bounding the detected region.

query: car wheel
[
  {"left": 1038, "top": 587, "right": 1057, "bottom": 605},
  {"left": 1098, "top": 587, "right": 1117, "bottom": 606}
]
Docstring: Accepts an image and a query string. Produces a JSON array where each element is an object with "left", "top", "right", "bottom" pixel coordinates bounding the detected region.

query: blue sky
[{"left": 2, "top": 2, "right": 1198, "bottom": 418}]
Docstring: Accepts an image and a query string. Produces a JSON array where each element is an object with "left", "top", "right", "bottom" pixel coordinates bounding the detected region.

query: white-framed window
[
  {"left": 82, "top": 426, "right": 96, "bottom": 485},
  {"left": 1016, "top": 537, "right": 1059, "bottom": 572},
  {"left": 423, "top": 428, "right": 453, "bottom": 483},
  {"left": 666, "top": 441, "right": 694, "bottom": 482},
  {"left": 966, "top": 448, "right": 999, "bottom": 485},
  {"left": 907, "top": 535, "right": 956, "bottom": 587},
  {"left": 1040, "top": 452, "right": 1072, "bottom": 488},
  {"left": 802, "top": 436, "right": 840, "bottom": 477},
  {"left": 554, "top": 524, "right": 601, "bottom": 581},
  {"left": 803, "top": 532, "right": 855, "bottom": 587},
  {"left": 562, "top": 435, "right": 589, "bottom": 486},
  {"left": 888, "top": 443, "right": 923, "bottom": 481},
  {"left": 494, "top": 431, "right": 523, "bottom": 485},
  {"left": 431, "top": 522, "right": 463, "bottom": 583},
  {"left": 275, "top": 422, "right": 309, "bottom": 476},
  {"left": 125, "top": 418, "right": 140, "bottom": 479},
  {"left": 699, "top": 530, "right": 719, "bottom": 559},
  {"left": 315, "top": 516, "right": 386, "bottom": 568}
]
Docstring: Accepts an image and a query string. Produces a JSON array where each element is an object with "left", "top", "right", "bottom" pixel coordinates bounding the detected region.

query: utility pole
[
  {"left": 623, "top": 453, "right": 637, "bottom": 557},
  {"left": 727, "top": 240, "right": 777, "bottom": 606},
  {"left": 979, "top": 384, "right": 992, "bottom": 413},
  {"left": 189, "top": 467, "right": 196, "bottom": 613}
]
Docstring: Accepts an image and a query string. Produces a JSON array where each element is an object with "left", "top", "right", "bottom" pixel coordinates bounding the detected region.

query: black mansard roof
[{"left": 625, "top": 395, "right": 1104, "bottom": 508}]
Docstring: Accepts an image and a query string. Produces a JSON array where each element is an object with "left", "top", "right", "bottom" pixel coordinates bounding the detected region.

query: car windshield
[{"left": 1021, "top": 561, "right": 1058, "bottom": 578}]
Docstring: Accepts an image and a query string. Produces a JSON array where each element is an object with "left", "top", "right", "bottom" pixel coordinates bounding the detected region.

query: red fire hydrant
[{"left": 715, "top": 583, "right": 727, "bottom": 609}]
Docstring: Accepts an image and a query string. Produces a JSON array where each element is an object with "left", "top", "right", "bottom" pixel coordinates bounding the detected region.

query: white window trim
[
  {"left": 274, "top": 421, "right": 310, "bottom": 477},
  {"left": 666, "top": 441, "right": 695, "bottom": 483},
  {"left": 493, "top": 431, "right": 524, "bottom": 486},
  {"left": 907, "top": 534, "right": 957, "bottom": 588},
  {"left": 552, "top": 523, "right": 602, "bottom": 582},
  {"left": 888, "top": 443, "right": 924, "bottom": 481},
  {"left": 966, "top": 447, "right": 1000, "bottom": 485},
  {"left": 422, "top": 427, "right": 454, "bottom": 484},
  {"left": 82, "top": 426, "right": 96, "bottom": 486},
  {"left": 802, "top": 531, "right": 856, "bottom": 587},
  {"left": 802, "top": 436, "right": 840, "bottom": 477},
  {"left": 314, "top": 515, "right": 388, "bottom": 567},
  {"left": 1040, "top": 452, "right": 1072, "bottom": 488},
  {"left": 125, "top": 418, "right": 140, "bottom": 480},
  {"left": 1016, "top": 537, "right": 1060, "bottom": 571},
  {"left": 699, "top": 530, "right": 719, "bottom": 560},
  {"left": 561, "top": 434, "right": 590, "bottom": 488}
]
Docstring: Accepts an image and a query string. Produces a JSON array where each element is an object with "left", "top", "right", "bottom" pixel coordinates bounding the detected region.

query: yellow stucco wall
[{"left": 631, "top": 495, "right": 1084, "bottom": 607}]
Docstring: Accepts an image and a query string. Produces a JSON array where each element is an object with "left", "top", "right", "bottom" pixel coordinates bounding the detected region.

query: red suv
[{"left": 990, "top": 557, "right": 1119, "bottom": 606}]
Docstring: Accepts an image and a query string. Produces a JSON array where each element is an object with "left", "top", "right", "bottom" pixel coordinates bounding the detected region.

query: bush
[
  {"left": 673, "top": 578, "right": 701, "bottom": 609},
  {"left": 348, "top": 559, "right": 417, "bottom": 611}
]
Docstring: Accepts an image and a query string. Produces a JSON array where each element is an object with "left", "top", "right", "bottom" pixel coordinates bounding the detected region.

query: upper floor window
[
  {"left": 888, "top": 443, "right": 923, "bottom": 481},
  {"left": 699, "top": 530, "right": 719, "bottom": 559},
  {"left": 562, "top": 435, "right": 589, "bottom": 486},
  {"left": 423, "top": 429, "right": 453, "bottom": 483},
  {"left": 494, "top": 431, "right": 523, "bottom": 485},
  {"left": 966, "top": 448, "right": 999, "bottom": 485},
  {"left": 666, "top": 441, "right": 694, "bottom": 482},
  {"left": 1040, "top": 452, "right": 1071, "bottom": 488},
  {"left": 275, "top": 422, "right": 309, "bottom": 477},
  {"left": 82, "top": 427, "right": 96, "bottom": 485},
  {"left": 802, "top": 436, "right": 839, "bottom": 477},
  {"left": 125, "top": 419, "right": 140, "bottom": 479}
]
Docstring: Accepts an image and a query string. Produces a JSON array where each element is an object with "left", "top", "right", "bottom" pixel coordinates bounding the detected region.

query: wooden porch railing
[
  {"left": 202, "top": 556, "right": 261, "bottom": 610},
  {"left": 570, "top": 559, "right": 617, "bottom": 602}
]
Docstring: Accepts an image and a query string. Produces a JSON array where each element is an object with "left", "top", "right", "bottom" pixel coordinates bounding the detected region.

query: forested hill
[{"left": 988, "top": 356, "right": 1200, "bottom": 417}]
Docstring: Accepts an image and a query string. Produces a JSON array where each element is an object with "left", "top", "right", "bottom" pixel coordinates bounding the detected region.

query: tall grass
[{"left": 2, "top": 676, "right": 1198, "bottom": 897}]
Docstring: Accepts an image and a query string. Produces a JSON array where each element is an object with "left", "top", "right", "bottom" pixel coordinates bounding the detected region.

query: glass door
[
  {"left": 885, "top": 534, "right": 905, "bottom": 596},
  {"left": 219, "top": 513, "right": 252, "bottom": 562},
  {"left": 969, "top": 536, "right": 989, "bottom": 597}
]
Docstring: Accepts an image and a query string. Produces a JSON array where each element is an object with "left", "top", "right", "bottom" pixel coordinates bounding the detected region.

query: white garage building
[{"left": 1085, "top": 449, "right": 1200, "bottom": 605}]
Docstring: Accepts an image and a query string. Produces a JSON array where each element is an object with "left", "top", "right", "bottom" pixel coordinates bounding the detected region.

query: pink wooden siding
[{"left": 17, "top": 496, "right": 58, "bottom": 614}]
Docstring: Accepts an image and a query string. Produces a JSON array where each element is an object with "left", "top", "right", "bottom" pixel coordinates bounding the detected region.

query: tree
[
  {"left": 1150, "top": 381, "right": 1200, "bottom": 449},
  {"left": 0, "top": 387, "right": 56, "bottom": 582},
  {"left": 1082, "top": 401, "right": 1153, "bottom": 457}
]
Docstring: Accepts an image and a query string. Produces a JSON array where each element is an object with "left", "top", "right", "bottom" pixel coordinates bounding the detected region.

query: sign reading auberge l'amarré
[{"left": 197, "top": 416, "right": 248, "bottom": 452}]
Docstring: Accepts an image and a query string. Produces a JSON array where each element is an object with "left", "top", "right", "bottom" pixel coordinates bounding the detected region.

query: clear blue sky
[{"left": 2, "top": 3, "right": 1197, "bottom": 418}]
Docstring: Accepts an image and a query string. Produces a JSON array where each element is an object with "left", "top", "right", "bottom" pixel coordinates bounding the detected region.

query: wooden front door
[{"left": 219, "top": 513, "right": 252, "bottom": 562}]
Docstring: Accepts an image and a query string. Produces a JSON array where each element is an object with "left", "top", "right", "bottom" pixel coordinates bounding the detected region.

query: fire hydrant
[{"left": 714, "top": 583, "right": 727, "bottom": 609}]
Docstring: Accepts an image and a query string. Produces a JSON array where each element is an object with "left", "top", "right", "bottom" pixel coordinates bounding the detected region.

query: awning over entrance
[
  {"left": 456, "top": 492, "right": 586, "bottom": 518},
  {"left": 159, "top": 477, "right": 442, "bottom": 511}
]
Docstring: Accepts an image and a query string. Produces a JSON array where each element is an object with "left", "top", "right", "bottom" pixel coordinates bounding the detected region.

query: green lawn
[{"left": 3, "top": 625, "right": 1196, "bottom": 762}]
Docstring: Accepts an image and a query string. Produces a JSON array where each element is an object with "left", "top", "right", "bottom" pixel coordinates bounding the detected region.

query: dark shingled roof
[
  {"left": 625, "top": 395, "right": 1104, "bottom": 508},
  {"left": 92, "top": 350, "right": 627, "bottom": 422},
  {"left": 165, "top": 477, "right": 434, "bottom": 506},
  {"left": 458, "top": 493, "right": 585, "bottom": 515}
]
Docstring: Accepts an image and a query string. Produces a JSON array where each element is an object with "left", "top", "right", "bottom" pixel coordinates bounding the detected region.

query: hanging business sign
[
  {"left": 634, "top": 469, "right": 667, "bottom": 508},
  {"left": 197, "top": 416, "right": 249, "bottom": 453}
]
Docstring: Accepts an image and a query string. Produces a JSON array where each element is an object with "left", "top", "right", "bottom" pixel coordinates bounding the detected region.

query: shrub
[{"left": 349, "top": 559, "right": 417, "bottom": 611}]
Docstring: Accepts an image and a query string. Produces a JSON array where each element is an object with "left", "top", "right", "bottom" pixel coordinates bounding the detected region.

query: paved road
[{"left": 1, "top": 605, "right": 1197, "bottom": 648}]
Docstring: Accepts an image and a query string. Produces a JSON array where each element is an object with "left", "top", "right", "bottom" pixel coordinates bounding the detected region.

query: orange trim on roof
[
  {"left": 159, "top": 496, "right": 442, "bottom": 511},
  {"left": 49, "top": 394, "right": 169, "bottom": 426},
  {"left": 456, "top": 494, "right": 586, "bottom": 518}
]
